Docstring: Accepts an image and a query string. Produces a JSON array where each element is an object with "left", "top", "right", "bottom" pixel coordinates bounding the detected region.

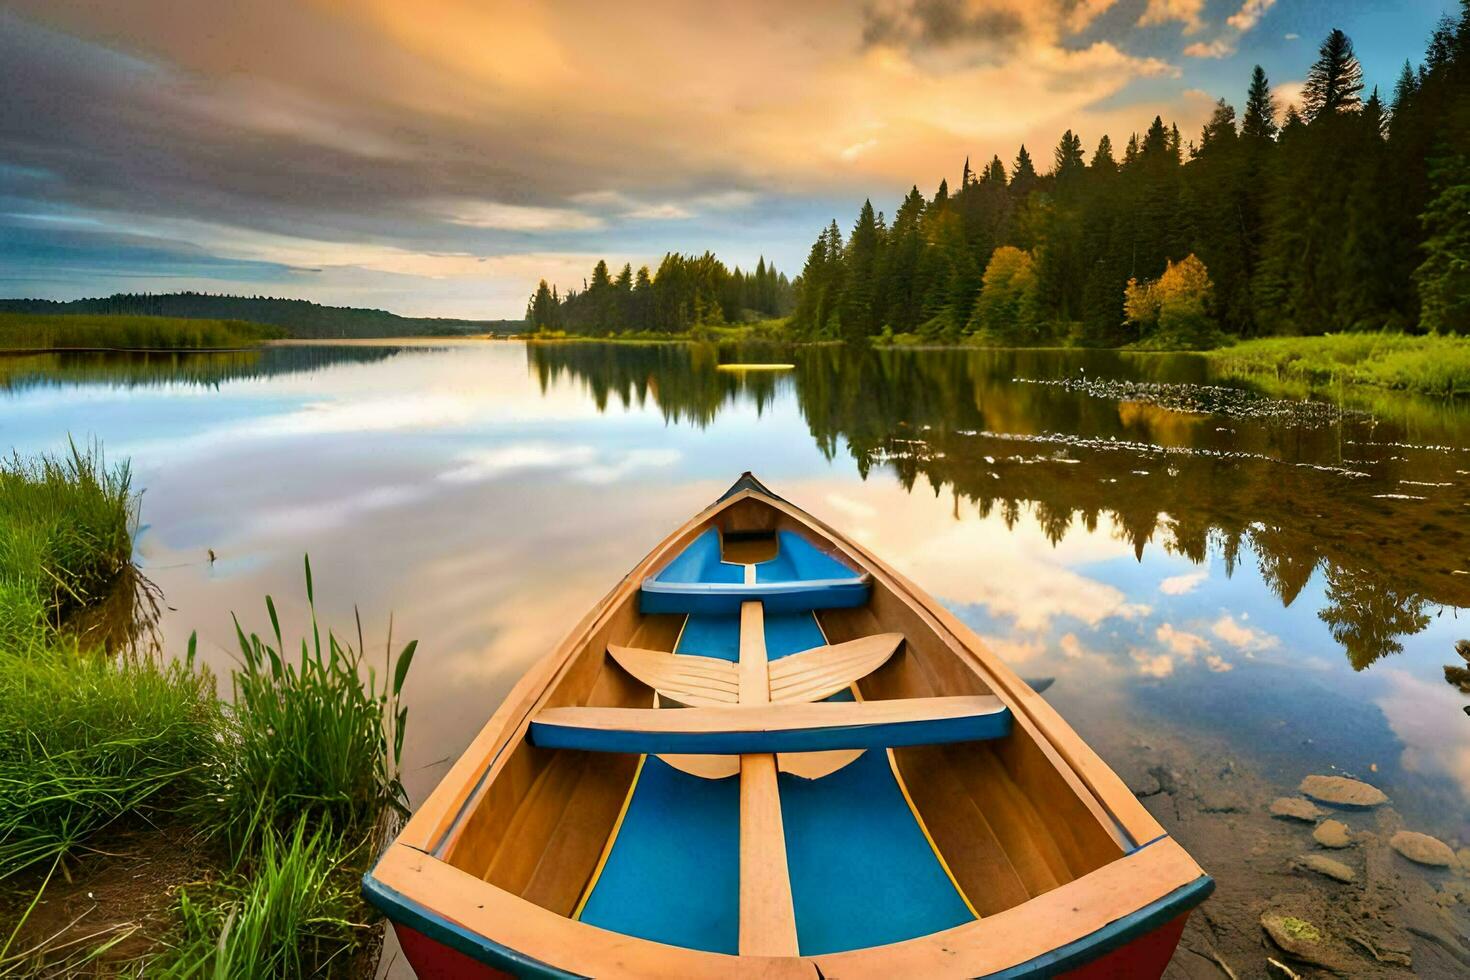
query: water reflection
[
  {"left": 0, "top": 345, "right": 402, "bottom": 392},
  {"left": 528, "top": 342, "right": 1469, "bottom": 674},
  {"left": 1, "top": 339, "right": 1464, "bottom": 848}
]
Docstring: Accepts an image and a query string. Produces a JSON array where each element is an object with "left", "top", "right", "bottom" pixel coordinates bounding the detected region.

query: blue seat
[{"left": 641, "top": 529, "right": 870, "bottom": 614}]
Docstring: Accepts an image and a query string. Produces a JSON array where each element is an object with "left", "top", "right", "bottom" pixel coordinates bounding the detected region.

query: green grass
[
  {"left": 0, "top": 446, "right": 415, "bottom": 975},
  {"left": 1206, "top": 332, "right": 1470, "bottom": 397},
  {"left": 155, "top": 819, "right": 366, "bottom": 979},
  {"left": 0, "top": 443, "right": 135, "bottom": 648},
  {"left": 0, "top": 640, "right": 219, "bottom": 883},
  {"left": 0, "top": 313, "right": 284, "bottom": 351},
  {"left": 203, "top": 557, "right": 414, "bottom": 854}
]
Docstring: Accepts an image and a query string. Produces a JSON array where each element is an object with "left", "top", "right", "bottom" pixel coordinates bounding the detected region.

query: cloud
[
  {"left": 439, "top": 444, "right": 678, "bottom": 485},
  {"left": 1156, "top": 623, "right": 1208, "bottom": 656},
  {"left": 1159, "top": 569, "right": 1207, "bottom": 595},
  {"left": 1284, "top": 32, "right": 1299, "bottom": 41},
  {"left": 1132, "top": 648, "right": 1176, "bottom": 677},
  {"left": 1226, "top": 0, "right": 1276, "bottom": 33},
  {"left": 1065, "top": 0, "right": 1122, "bottom": 33},
  {"left": 1211, "top": 613, "right": 1279, "bottom": 651},
  {"left": 1204, "top": 654, "right": 1233, "bottom": 672},
  {"left": 860, "top": 0, "right": 1028, "bottom": 51},
  {"left": 978, "top": 633, "right": 1047, "bottom": 664},
  {"left": 1137, "top": 0, "right": 1205, "bottom": 35},
  {"left": 0, "top": 0, "right": 1208, "bottom": 315},
  {"left": 1183, "top": 39, "right": 1235, "bottom": 59},
  {"left": 440, "top": 200, "right": 604, "bottom": 231}
]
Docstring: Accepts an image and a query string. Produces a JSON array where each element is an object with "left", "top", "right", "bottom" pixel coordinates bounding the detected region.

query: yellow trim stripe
[
  {"left": 572, "top": 751, "right": 647, "bottom": 920},
  {"left": 850, "top": 684, "right": 980, "bottom": 920}
]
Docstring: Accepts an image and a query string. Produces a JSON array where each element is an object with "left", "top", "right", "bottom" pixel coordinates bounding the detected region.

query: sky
[{"left": 0, "top": 0, "right": 1458, "bottom": 319}]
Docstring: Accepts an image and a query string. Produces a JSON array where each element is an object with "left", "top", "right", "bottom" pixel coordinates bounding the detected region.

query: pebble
[
  {"left": 1260, "top": 913, "right": 1348, "bottom": 972},
  {"left": 1299, "top": 854, "right": 1356, "bottom": 883},
  {"left": 1390, "top": 830, "right": 1457, "bottom": 868},
  {"left": 1313, "top": 820, "right": 1352, "bottom": 849},
  {"left": 1299, "top": 774, "right": 1388, "bottom": 808},
  {"left": 1271, "top": 796, "right": 1325, "bottom": 822}
]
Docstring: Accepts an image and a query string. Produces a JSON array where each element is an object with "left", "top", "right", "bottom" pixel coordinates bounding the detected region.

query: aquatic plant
[
  {"left": 0, "top": 442, "right": 135, "bottom": 646},
  {"left": 1208, "top": 332, "right": 1470, "bottom": 397},
  {"left": 0, "top": 313, "right": 283, "bottom": 351},
  {"left": 202, "top": 556, "right": 415, "bottom": 856}
]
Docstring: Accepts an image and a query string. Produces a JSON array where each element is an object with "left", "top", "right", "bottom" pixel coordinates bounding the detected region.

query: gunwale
[{"left": 366, "top": 474, "right": 1209, "bottom": 977}]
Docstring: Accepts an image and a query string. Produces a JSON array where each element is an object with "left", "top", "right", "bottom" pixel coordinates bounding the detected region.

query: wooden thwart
[{"left": 530, "top": 694, "right": 1012, "bottom": 755}]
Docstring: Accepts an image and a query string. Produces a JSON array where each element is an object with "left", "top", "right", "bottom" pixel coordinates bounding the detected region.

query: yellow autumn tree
[
  {"left": 969, "top": 247, "right": 1045, "bottom": 343},
  {"left": 1124, "top": 254, "right": 1216, "bottom": 348}
]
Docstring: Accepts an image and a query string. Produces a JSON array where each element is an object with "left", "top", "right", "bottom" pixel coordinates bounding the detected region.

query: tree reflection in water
[{"left": 528, "top": 341, "right": 1470, "bottom": 672}]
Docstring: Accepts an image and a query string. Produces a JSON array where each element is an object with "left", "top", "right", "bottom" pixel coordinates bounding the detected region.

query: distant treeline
[
  {"left": 0, "top": 293, "right": 522, "bottom": 339},
  {"left": 526, "top": 254, "right": 794, "bottom": 334},
  {"left": 790, "top": 15, "right": 1470, "bottom": 348}
]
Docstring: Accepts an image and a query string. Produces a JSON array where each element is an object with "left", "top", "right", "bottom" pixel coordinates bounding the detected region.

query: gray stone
[
  {"left": 1390, "top": 830, "right": 1457, "bottom": 868},
  {"left": 1299, "top": 774, "right": 1388, "bottom": 808},
  {"left": 1298, "top": 854, "right": 1356, "bottom": 883},
  {"left": 1271, "top": 796, "right": 1325, "bottom": 822},
  {"left": 1261, "top": 913, "right": 1351, "bottom": 973},
  {"left": 1313, "top": 820, "right": 1352, "bottom": 849}
]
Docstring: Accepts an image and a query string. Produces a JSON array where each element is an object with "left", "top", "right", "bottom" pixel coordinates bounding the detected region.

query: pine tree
[
  {"left": 841, "top": 200, "right": 882, "bottom": 341},
  {"left": 1053, "top": 130, "right": 1086, "bottom": 182},
  {"left": 983, "top": 155, "right": 1007, "bottom": 185},
  {"left": 1242, "top": 66, "right": 1278, "bottom": 141},
  {"left": 1303, "top": 29, "right": 1365, "bottom": 121},
  {"left": 1011, "top": 145, "right": 1039, "bottom": 196}
]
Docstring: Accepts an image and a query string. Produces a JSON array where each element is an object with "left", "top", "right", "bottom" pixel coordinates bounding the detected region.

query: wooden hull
[
  {"left": 387, "top": 909, "right": 1197, "bottom": 979},
  {"left": 365, "top": 474, "right": 1211, "bottom": 978}
]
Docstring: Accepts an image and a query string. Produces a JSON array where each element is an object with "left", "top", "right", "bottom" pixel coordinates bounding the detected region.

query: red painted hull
[
  {"left": 392, "top": 911, "right": 1193, "bottom": 978},
  {"left": 394, "top": 924, "right": 513, "bottom": 980},
  {"left": 1059, "top": 912, "right": 1190, "bottom": 979}
]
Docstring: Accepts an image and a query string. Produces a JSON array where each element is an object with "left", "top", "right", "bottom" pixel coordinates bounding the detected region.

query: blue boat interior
[
  {"left": 576, "top": 527, "right": 979, "bottom": 955},
  {"left": 639, "top": 528, "right": 872, "bottom": 615}
]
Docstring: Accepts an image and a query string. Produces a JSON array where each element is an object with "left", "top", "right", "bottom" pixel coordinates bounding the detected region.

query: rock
[
  {"left": 1313, "top": 820, "right": 1352, "bottom": 849},
  {"left": 1437, "top": 887, "right": 1459, "bottom": 907},
  {"left": 1198, "top": 783, "right": 1248, "bottom": 813},
  {"left": 1390, "top": 830, "right": 1457, "bottom": 867},
  {"left": 1265, "top": 957, "right": 1303, "bottom": 979},
  {"left": 1299, "top": 774, "right": 1388, "bottom": 808},
  {"left": 1458, "top": 847, "right": 1470, "bottom": 869},
  {"left": 1271, "top": 796, "right": 1326, "bottom": 822},
  {"left": 1261, "top": 913, "right": 1350, "bottom": 973},
  {"left": 1298, "top": 854, "right": 1356, "bottom": 883}
]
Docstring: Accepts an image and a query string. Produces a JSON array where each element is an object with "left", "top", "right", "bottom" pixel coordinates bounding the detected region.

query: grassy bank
[
  {"left": 0, "top": 313, "right": 284, "bottom": 351},
  {"left": 0, "top": 447, "right": 412, "bottom": 975},
  {"left": 1204, "top": 333, "right": 1470, "bottom": 397}
]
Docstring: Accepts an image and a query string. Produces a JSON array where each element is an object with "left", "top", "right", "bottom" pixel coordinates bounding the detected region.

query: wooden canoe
[{"left": 364, "top": 473, "right": 1212, "bottom": 978}]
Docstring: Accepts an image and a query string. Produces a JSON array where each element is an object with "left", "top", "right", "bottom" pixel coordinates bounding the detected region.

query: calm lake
[{"left": 4, "top": 339, "right": 1468, "bottom": 970}]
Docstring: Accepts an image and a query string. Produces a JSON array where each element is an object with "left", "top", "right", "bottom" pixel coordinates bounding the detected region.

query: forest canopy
[
  {"left": 525, "top": 254, "right": 794, "bottom": 335},
  {"left": 790, "top": 14, "right": 1470, "bottom": 347},
  {"left": 534, "top": 11, "right": 1469, "bottom": 349}
]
